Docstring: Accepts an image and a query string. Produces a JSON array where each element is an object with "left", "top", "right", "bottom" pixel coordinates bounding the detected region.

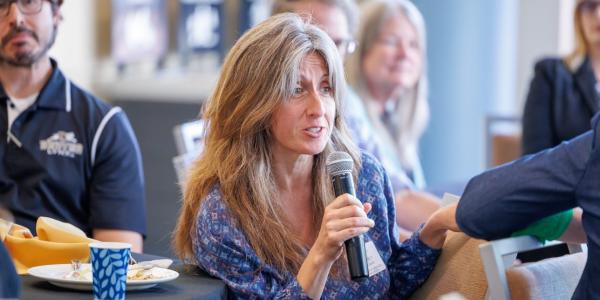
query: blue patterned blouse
[{"left": 192, "top": 153, "right": 440, "bottom": 299}]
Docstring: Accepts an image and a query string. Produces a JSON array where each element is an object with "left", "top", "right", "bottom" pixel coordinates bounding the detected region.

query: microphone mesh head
[{"left": 326, "top": 151, "right": 354, "bottom": 176}]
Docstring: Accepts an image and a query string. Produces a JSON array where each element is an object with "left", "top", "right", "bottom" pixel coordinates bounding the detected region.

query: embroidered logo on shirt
[{"left": 39, "top": 131, "right": 83, "bottom": 158}]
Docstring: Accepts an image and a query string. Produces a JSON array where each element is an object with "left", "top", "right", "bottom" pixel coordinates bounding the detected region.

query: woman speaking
[{"left": 173, "top": 13, "right": 456, "bottom": 299}]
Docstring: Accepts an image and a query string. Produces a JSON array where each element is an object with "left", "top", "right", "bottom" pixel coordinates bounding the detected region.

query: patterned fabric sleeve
[
  {"left": 388, "top": 229, "right": 440, "bottom": 298},
  {"left": 371, "top": 154, "right": 440, "bottom": 298},
  {"left": 192, "top": 187, "right": 311, "bottom": 300}
]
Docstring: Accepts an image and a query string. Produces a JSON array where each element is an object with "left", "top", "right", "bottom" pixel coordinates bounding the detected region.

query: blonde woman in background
[
  {"left": 347, "top": 0, "right": 440, "bottom": 238},
  {"left": 173, "top": 13, "right": 457, "bottom": 299},
  {"left": 522, "top": 0, "right": 600, "bottom": 155}
]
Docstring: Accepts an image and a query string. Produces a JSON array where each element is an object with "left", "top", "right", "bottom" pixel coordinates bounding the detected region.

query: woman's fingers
[
  {"left": 327, "top": 193, "right": 364, "bottom": 209},
  {"left": 326, "top": 203, "right": 369, "bottom": 220},
  {"left": 325, "top": 226, "right": 372, "bottom": 247},
  {"left": 326, "top": 217, "right": 375, "bottom": 232},
  {"left": 313, "top": 194, "right": 374, "bottom": 261}
]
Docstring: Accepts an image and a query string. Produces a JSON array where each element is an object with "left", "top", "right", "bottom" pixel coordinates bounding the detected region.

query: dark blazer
[
  {"left": 457, "top": 113, "right": 600, "bottom": 299},
  {"left": 522, "top": 57, "right": 599, "bottom": 155},
  {"left": 0, "top": 242, "right": 20, "bottom": 299}
]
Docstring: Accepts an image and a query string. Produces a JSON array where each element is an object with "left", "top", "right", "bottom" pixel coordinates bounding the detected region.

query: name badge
[{"left": 365, "top": 240, "right": 386, "bottom": 276}]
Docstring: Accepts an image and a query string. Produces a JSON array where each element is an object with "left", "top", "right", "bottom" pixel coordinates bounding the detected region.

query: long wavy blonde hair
[
  {"left": 347, "top": 0, "right": 429, "bottom": 182},
  {"left": 173, "top": 13, "right": 360, "bottom": 274}
]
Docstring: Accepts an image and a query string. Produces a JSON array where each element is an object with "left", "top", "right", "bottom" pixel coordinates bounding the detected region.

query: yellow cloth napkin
[{"left": 0, "top": 217, "right": 96, "bottom": 274}]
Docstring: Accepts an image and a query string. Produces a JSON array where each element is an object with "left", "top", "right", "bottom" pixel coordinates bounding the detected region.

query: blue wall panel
[{"left": 413, "top": 0, "right": 518, "bottom": 187}]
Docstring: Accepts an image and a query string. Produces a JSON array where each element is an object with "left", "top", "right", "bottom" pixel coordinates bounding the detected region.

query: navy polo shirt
[{"left": 0, "top": 59, "right": 146, "bottom": 236}]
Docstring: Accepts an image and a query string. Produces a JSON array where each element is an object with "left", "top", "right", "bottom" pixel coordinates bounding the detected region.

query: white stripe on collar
[
  {"left": 91, "top": 107, "right": 122, "bottom": 166},
  {"left": 7, "top": 131, "right": 22, "bottom": 148},
  {"left": 65, "top": 79, "right": 72, "bottom": 112}
]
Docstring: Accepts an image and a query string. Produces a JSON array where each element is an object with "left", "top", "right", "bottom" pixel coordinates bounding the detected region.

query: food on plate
[{"left": 63, "top": 264, "right": 173, "bottom": 281}]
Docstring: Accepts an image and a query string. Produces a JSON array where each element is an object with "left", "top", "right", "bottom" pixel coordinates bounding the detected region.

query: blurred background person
[
  {"left": 272, "top": 0, "right": 358, "bottom": 60},
  {"left": 0, "top": 0, "right": 145, "bottom": 251},
  {"left": 346, "top": 0, "right": 440, "bottom": 237},
  {"left": 522, "top": 0, "right": 600, "bottom": 155},
  {"left": 348, "top": 0, "right": 429, "bottom": 188},
  {"left": 519, "top": 0, "right": 597, "bottom": 261},
  {"left": 173, "top": 14, "right": 457, "bottom": 299}
]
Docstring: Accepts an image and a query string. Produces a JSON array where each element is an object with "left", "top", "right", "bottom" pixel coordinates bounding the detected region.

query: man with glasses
[
  {"left": 272, "top": 0, "right": 357, "bottom": 60},
  {"left": 0, "top": 0, "right": 146, "bottom": 252}
]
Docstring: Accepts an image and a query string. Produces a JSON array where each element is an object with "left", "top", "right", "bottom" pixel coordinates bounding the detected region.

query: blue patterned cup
[{"left": 89, "top": 242, "right": 131, "bottom": 300}]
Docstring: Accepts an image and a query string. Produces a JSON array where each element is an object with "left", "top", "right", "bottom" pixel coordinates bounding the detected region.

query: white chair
[
  {"left": 485, "top": 115, "right": 521, "bottom": 167},
  {"left": 173, "top": 119, "right": 205, "bottom": 155},
  {"left": 172, "top": 119, "right": 205, "bottom": 183},
  {"left": 412, "top": 194, "right": 586, "bottom": 300},
  {"left": 480, "top": 235, "right": 586, "bottom": 299},
  {"left": 410, "top": 233, "right": 586, "bottom": 300}
]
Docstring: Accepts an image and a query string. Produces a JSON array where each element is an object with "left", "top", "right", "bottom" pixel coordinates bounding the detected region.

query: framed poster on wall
[
  {"left": 111, "top": 0, "right": 168, "bottom": 67},
  {"left": 178, "top": 0, "right": 225, "bottom": 63},
  {"left": 238, "top": 0, "right": 271, "bottom": 36}
]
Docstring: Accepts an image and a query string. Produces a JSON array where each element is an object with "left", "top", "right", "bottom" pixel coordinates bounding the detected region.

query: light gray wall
[
  {"left": 50, "top": 1, "right": 96, "bottom": 91},
  {"left": 515, "top": 0, "right": 575, "bottom": 115}
]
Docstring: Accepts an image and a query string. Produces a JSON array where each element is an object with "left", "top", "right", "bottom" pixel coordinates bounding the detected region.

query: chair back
[
  {"left": 410, "top": 232, "right": 488, "bottom": 300},
  {"left": 485, "top": 115, "right": 521, "bottom": 167},
  {"left": 172, "top": 119, "right": 205, "bottom": 183},
  {"left": 173, "top": 119, "right": 205, "bottom": 155},
  {"left": 480, "top": 235, "right": 585, "bottom": 299},
  {"left": 506, "top": 252, "right": 586, "bottom": 299}
]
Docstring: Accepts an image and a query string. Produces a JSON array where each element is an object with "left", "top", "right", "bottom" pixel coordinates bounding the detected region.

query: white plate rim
[{"left": 28, "top": 263, "right": 179, "bottom": 291}]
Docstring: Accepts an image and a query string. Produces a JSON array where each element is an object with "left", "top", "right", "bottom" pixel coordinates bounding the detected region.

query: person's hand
[
  {"left": 297, "top": 195, "right": 374, "bottom": 300},
  {"left": 310, "top": 194, "right": 375, "bottom": 265},
  {"left": 434, "top": 203, "right": 460, "bottom": 232},
  {"left": 395, "top": 189, "right": 441, "bottom": 231},
  {"left": 419, "top": 203, "right": 460, "bottom": 249}
]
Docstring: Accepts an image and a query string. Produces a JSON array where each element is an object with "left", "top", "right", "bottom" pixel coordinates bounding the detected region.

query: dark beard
[{"left": 0, "top": 25, "right": 58, "bottom": 67}]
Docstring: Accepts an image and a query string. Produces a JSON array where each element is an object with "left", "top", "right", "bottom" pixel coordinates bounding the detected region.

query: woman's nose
[
  {"left": 306, "top": 92, "right": 325, "bottom": 117},
  {"left": 395, "top": 42, "right": 408, "bottom": 59}
]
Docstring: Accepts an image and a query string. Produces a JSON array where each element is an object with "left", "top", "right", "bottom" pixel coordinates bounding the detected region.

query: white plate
[{"left": 28, "top": 264, "right": 179, "bottom": 291}]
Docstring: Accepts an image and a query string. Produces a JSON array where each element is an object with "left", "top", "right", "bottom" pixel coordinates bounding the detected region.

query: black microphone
[{"left": 326, "top": 151, "right": 369, "bottom": 282}]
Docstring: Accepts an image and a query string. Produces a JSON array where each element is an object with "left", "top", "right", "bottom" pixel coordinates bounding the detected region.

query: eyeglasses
[
  {"left": 333, "top": 38, "right": 357, "bottom": 55},
  {"left": 0, "top": 0, "right": 49, "bottom": 17},
  {"left": 578, "top": 0, "right": 600, "bottom": 14}
]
